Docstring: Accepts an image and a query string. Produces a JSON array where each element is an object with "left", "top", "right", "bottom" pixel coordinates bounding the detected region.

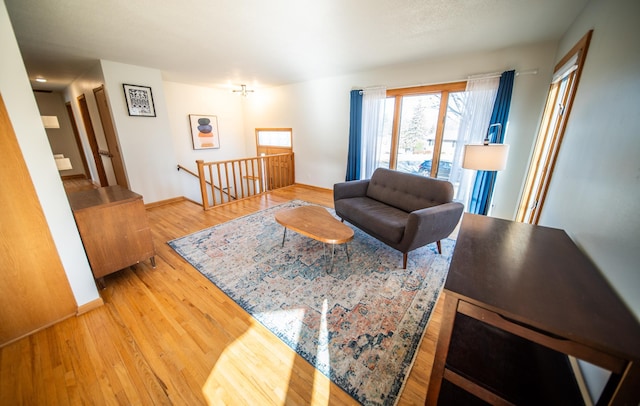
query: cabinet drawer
[{"left": 72, "top": 194, "right": 155, "bottom": 278}]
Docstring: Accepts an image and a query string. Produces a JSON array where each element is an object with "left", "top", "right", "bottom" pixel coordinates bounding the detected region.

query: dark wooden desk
[{"left": 426, "top": 214, "right": 640, "bottom": 405}]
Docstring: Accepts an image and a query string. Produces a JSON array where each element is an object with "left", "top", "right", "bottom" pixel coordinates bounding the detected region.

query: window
[
  {"left": 516, "top": 31, "right": 592, "bottom": 224},
  {"left": 255, "top": 128, "right": 293, "bottom": 156},
  {"left": 256, "top": 128, "right": 292, "bottom": 149},
  {"left": 378, "top": 82, "right": 467, "bottom": 182}
]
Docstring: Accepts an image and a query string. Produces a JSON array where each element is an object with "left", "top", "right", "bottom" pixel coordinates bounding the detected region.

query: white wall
[
  {"left": 540, "top": 0, "right": 640, "bottom": 318},
  {"left": 67, "top": 67, "right": 250, "bottom": 205},
  {"left": 163, "top": 81, "right": 247, "bottom": 202},
  {"left": 0, "top": 1, "right": 99, "bottom": 306},
  {"left": 244, "top": 41, "right": 558, "bottom": 220},
  {"left": 245, "top": 77, "right": 351, "bottom": 188},
  {"left": 100, "top": 60, "right": 182, "bottom": 203}
]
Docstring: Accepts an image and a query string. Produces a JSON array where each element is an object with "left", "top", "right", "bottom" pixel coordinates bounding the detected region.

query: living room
[{"left": 1, "top": 0, "right": 638, "bottom": 403}]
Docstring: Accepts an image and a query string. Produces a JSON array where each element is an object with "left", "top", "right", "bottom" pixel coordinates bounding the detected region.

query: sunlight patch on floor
[
  {"left": 202, "top": 309, "right": 304, "bottom": 405},
  {"left": 254, "top": 307, "right": 305, "bottom": 345},
  {"left": 311, "top": 299, "right": 331, "bottom": 405}
]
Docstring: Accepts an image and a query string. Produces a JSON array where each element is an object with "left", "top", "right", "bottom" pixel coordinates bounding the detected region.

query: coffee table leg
[
  {"left": 320, "top": 243, "right": 335, "bottom": 272},
  {"left": 281, "top": 227, "right": 287, "bottom": 247},
  {"left": 323, "top": 243, "right": 349, "bottom": 272},
  {"left": 330, "top": 244, "right": 336, "bottom": 272}
]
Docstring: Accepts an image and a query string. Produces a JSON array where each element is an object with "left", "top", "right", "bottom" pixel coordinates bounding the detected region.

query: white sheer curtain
[
  {"left": 449, "top": 76, "right": 499, "bottom": 208},
  {"left": 361, "top": 86, "right": 386, "bottom": 179}
]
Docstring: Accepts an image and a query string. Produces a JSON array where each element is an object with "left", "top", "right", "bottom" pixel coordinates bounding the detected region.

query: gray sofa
[{"left": 333, "top": 168, "right": 464, "bottom": 268}]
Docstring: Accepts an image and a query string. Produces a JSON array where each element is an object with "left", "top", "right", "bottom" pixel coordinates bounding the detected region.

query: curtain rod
[
  {"left": 359, "top": 85, "right": 386, "bottom": 95},
  {"left": 467, "top": 68, "right": 538, "bottom": 80},
  {"left": 355, "top": 68, "right": 539, "bottom": 94}
]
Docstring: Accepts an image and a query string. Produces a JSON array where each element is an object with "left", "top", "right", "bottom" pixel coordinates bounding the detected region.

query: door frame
[
  {"left": 93, "top": 85, "right": 129, "bottom": 189},
  {"left": 255, "top": 128, "right": 294, "bottom": 190},
  {"left": 77, "top": 93, "right": 108, "bottom": 186},
  {"left": 64, "top": 101, "right": 90, "bottom": 179}
]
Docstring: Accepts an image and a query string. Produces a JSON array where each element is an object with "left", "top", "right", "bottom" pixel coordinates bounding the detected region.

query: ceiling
[{"left": 5, "top": 0, "right": 589, "bottom": 92}]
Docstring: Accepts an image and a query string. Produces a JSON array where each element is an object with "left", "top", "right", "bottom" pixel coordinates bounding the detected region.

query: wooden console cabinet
[
  {"left": 426, "top": 214, "right": 640, "bottom": 405},
  {"left": 68, "top": 186, "right": 155, "bottom": 282}
]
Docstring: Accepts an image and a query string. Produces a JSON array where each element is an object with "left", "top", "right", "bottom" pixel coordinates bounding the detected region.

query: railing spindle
[
  {"left": 230, "top": 162, "right": 238, "bottom": 200},
  {"left": 208, "top": 164, "right": 216, "bottom": 206},
  {"left": 236, "top": 161, "right": 244, "bottom": 199},
  {"left": 186, "top": 153, "right": 293, "bottom": 210},
  {"left": 216, "top": 163, "right": 223, "bottom": 203},
  {"left": 225, "top": 162, "right": 233, "bottom": 201}
]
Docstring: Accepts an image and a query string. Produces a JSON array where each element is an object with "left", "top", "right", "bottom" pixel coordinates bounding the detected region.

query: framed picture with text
[
  {"left": 189, "top": 114, "right": 220, "bottom": 149},
  {"left": 123, "top": 84, "right": 156, "bottom": 117}
]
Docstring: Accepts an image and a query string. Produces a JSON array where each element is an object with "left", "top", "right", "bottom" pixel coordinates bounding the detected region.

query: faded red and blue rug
[{"left": 168, "top": 200, "right": 454, "bottom": 405}]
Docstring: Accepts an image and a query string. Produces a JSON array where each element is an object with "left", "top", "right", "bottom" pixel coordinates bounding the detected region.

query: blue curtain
[
  {"left": 345, "top": 89, "right": 363, "bottom": 181},
  {"left": 468, "top": 70, "right": 515, "bottom": 215}
]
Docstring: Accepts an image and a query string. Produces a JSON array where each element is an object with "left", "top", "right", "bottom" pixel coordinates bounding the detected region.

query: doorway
[
  {"left": 77, "top": 94, "right": 108, "bottom": 186},
  {"left": 65, "top": 101, "right": 90, "bottom": 179},
  {"left": 516, "top": 31, "right": 592, "bottom": 224},
  {"left": 93, "top": 85, "right": 129, "bottom": 189},
  {"left": 256, "top": 128, "right": 293, "bottom": 189}
]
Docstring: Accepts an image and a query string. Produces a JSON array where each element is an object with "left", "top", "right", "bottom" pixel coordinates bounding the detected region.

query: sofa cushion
[
  {"left": 334, "top": 196, "right": 408, "bottom": 243},
  {"left": 366, "top": 168, "right": 454, "bottom": 213}
]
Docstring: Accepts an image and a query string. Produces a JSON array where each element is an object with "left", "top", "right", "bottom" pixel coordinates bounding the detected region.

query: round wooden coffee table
[{"left": 275, "top": 205, "right": 354, "bottom": 271}]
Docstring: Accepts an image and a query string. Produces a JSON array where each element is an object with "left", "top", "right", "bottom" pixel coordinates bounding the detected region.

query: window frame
[
  {"left": 516, "top": 30, "right": 593, "bottom": 224},
  {"left": 385, "top": 81, "right": 467, "bottom": 178},
  {"left": 255, "top": 128, "right": 293, "bottom": 149}
]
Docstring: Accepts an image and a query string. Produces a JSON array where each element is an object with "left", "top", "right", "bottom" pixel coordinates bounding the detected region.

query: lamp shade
[
  {"left": 462, "top": 144, "right": 510, "bottom": 171},
  {"left": 41, "top": 115, "right": 60, "bottom": 129}
]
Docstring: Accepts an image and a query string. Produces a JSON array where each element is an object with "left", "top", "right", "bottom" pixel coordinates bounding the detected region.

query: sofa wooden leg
[
  {"left": 437, "top": 240, "right": 442, "bottom": 254},
  {"left": 403, "top": 253, "right": 408, "bottom": 269}
]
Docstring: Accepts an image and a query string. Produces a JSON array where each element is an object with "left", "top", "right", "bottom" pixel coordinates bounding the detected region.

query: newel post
[{"left": 196, "top": 160, "right": 209, "bottom": 210}]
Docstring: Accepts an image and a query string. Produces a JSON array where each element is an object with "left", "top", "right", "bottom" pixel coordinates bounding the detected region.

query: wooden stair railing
[
  {"left": 177, "top": 164, "right": 236, "bottom": 202},
  {"left": 179, "top": 153, "right": 294, "bottom": 210}
]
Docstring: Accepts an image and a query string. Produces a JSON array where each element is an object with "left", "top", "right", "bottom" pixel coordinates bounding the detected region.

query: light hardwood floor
[{"left": 0, "top": 183, "right": 445, "bottom": 405}]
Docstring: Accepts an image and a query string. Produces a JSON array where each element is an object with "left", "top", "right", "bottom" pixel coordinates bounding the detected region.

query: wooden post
[
  {"left": 196, "top": 160, "right": 209, "bottom": 210},
  {"left": 290, "top": 152, "right": 295, "bottom": 186}
]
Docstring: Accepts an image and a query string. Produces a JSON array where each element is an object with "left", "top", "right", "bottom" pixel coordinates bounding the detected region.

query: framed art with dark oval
[
  {"left": 189, "top": 115, "right": 220, "bottom": 149},
  {"left": 123, "top": 84, "right": 156, "bottom": 117}
]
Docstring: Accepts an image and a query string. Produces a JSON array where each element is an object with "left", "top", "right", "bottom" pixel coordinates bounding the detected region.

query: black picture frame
[{"left": 123, "top": 84, "right": 156, "bottom": 117}]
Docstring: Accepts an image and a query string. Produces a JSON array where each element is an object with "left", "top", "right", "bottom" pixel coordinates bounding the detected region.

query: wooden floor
[{"left": 0, "top": 183, "right": 445, "bottom": 405}]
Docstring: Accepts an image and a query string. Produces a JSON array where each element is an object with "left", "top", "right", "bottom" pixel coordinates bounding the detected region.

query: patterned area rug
[{"left": 168, "top": 200, "right": 454, "bottom": 405}]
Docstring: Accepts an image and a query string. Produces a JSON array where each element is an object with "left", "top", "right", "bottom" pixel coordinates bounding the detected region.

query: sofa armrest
[
  {"left": 402, "top": 202, "right": 464, "bottom": 251},
  {"left": 333, "top": 179, "right": 370, "bottom": 201}
]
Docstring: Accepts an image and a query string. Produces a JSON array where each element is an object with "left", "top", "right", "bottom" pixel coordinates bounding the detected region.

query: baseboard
[
  {"left": 144, "top": 196, "right": 187, "bottom": 209},
  {"left": 292, "top": 183, "right": 332, "bottom": 193},
  {"left": 76, "top": 297, "right": 105, "bottom": 315},
  {"left": 182, "top": 196, "right": 202, "bottom": 206},
  {"left": 61, "top": 174, "right": 88, "bottom": 180}
]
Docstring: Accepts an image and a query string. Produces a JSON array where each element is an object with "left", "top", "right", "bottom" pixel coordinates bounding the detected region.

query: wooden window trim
[
  {"left": 516, "top": 30, "right": 593, "bottom": 223},
  {"left": 255, "top": 128, "right": 293, "bottom": 149},
  {"left": 386, "top": 81, "right": 466, "bottom": 97},
  {"left": 385, "top": 81, "right": 467, "bottom": 176}
]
